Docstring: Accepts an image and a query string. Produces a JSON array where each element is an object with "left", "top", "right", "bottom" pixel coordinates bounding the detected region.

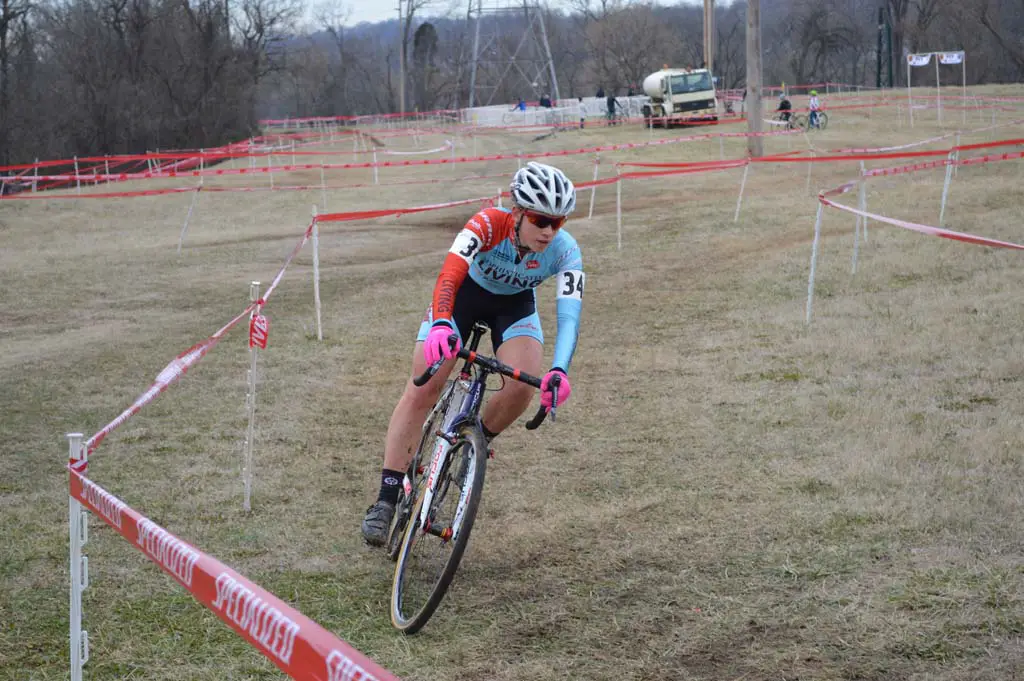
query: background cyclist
[{"left": 808, "top": 89, "right": 822, "bottom": 128}]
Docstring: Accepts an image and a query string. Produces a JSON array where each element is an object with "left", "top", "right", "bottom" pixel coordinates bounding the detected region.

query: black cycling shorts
[{"left": 417, "top": 277, "right": 543, "bottom": 352}]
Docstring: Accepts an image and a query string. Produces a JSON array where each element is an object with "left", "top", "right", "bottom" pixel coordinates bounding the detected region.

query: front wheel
[
  {"left": 390, "top": 423, "right": 488, "bottom": 634},
  {"left": 817, "top": 112, "right": 829, "bottom": 130}
]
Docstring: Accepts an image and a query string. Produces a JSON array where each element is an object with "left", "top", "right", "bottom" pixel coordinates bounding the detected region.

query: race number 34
[{"left": 558, "top": 270, "right": 585, "bottom": 300}]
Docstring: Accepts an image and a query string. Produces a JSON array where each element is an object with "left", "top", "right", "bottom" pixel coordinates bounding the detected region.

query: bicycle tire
[
  {"left": 818, "top": 112, "right": 829, "bottom": 130},
  {"left": 390, "top": 423, "right": 488, "bottom": 634},
  {"left": 386, "top": 391, "right": 451, "bottom": 561},
  {"left": 791, "top": 113, "right": 808, "bottom": 131}
]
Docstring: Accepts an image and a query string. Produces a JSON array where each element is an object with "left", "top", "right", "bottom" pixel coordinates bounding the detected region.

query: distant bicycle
[
  {"left": 808, "top": 111, "right": 829, "bottom": 130},
  {"left": 773, "top": 112, "right": 804, "bottom": 131}
]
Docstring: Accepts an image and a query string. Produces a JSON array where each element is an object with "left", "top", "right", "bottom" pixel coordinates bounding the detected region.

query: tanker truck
[{"left": 640, "top": 67, "right": 719, "bottom": 127}]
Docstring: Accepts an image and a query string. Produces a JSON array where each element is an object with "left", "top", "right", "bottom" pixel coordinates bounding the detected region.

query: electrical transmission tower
[{"left": 467, "top": 0, "right": 560, "bottom": 107}]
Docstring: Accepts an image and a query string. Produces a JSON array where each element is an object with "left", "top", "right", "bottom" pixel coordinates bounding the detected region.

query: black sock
[
  {"left": 378, "top": 468, "right": 403, "bottom": 505},
  {"left": 481, "top": 423, "right": 500, "bottom": 443}
]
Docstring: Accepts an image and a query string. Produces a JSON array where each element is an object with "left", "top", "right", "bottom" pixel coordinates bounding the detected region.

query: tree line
[{"left": 2, "top": 0, "right": 1022, "bottom": 166}]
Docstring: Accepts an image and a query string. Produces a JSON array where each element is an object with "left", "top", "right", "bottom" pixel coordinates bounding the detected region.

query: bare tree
[{"left": 0, "top": 0, "right": 31, "bottom": 165}]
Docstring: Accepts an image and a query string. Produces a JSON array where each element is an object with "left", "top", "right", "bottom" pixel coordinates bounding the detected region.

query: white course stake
[
  {"left": 373, "top": 150, "right": 379, "bottom": 185},
  {"left": 939, "top": 151, "right": 955, "bottom": 227},
  {"left": 805, "top": 148, "right": 815, "bottom": 195},
  {"left": 104, "top": 157, "right": 111, "bottom": 185},
  {"left": 243, "top": 281, "right": 262, "bottom": 512},
  {"left": 734, "top": 162, "right": 750, "bottom": 223},
  {"left": 74, "top": 156, "right": 81, "bottom": 195},
  {"left": 268, "top": 151, "right": 274, "bottom": 189},
  {"left": 859, "top": 161, "right": 869, "bottom": 243},
  {"left": 719, "top": 135, "right": 725, "bottom": 160},
  {"left": 497, "top": 189, "right": 503, "bottom": 208},
  {"left": 954, "top": 133, "right": 961, "bottom": 177},
  {"left": 616, "top": 166, "right": 623, "bottom": 250},
  {"left": 320, "top": 163, "right": 328, "bottom": 212},
  {"left": 311, "top": 208, "right": 323, "bottom": 341},
  {"left": 177, "top": 179, "right": 204, "bottom": 254},
  {"left": 588, "top": 155, "right": 600, "bottom": 219},
  {"left": 67, "top": 432, "right": 89, "bottom": 681},
  {"left": 32, "top": 158, "right": 38, "bottom": 192},
  {"left": 806, "top": 202, "right": 825, "bottom": 324}
]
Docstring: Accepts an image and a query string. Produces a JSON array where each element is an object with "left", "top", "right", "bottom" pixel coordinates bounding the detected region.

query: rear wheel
[
  {"left": 390, "top": 424, "right": 488, "bottom": 634},
  {"left": 791, "top": 113, "right": 808, "bottom": 131},
  {"left": 817, "top": 112, "right": 829, "bottom": 130}
]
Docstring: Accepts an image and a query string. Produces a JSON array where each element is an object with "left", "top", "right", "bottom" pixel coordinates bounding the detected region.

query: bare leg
[
  {"left": 481, "top": 336, "right": 544, "bottom": 435},
  {"left": 382, "top": 342, "right": 457, "bottom": 472}
]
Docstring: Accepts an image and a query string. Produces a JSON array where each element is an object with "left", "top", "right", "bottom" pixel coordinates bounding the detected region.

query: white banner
[
  {"left": 907, "top": 53, "right": 932, "bottom": 67},
  {"left": 939, "top": 52, "right": 964, "bottom": 65}
]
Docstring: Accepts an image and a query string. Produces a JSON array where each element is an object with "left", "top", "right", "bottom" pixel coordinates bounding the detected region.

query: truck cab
[{"left": 641, "top": 68, "right": 719, "bottom": 128}]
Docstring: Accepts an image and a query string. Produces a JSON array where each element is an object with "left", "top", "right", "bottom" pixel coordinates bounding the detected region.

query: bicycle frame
[
  {"left": 415, "top": 325, "right": 491, "bottom": 537},
  {"left": 410, "top": 321, "right": 554, "bottom": 539}
]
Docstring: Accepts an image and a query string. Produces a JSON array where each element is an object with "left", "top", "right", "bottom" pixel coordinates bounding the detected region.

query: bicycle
[
  {"left": 807, "top": 111, "right": 829, "bottom": 130},
  {"left": 387, "top": 321, "right": 561, "bottom": 634}
]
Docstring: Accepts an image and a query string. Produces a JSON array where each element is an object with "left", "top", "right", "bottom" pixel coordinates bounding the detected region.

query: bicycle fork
[{"left": 417, "top": 430, "right": 474, "bottom": 543}]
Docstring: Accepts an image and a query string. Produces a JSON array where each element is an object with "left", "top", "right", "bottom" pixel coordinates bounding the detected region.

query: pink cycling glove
[
  {"left": 540, "top": 369, "right": 572, "bottom": 411},
  {"left": 423, "top": 324, "right": 461, "bottom": 365}
]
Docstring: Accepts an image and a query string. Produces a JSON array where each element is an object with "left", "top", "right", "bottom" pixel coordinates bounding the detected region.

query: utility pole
[
  {"left": 746, "top": 0, "right": 763, "bottom": 157},
  {"left": 704, "top": 0, "right": 715, "bottom": 74},
  {"left": 398, "top": 0, "right": 405, "bottom": 114}
]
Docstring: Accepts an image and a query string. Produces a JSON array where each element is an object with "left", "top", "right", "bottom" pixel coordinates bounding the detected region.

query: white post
[
  {"left": 243, "top": 281, "right": 261, "bottom": 512},
  {"left": 908, "top": 61, "right": 914, "bottom": 128},
  {"left": 719, "top": 135, "right": 725, "bottom": 161},
  {"left": 74, "top": 156, "right": 81, "bottom": 195},
  {"left": 104, "top": 157, "right": 111, "bottom": 185},
  {"left": 616, "top": 165, "right": 622, "bottom": 251},
  {"left": 32, "top": 158, "right": 38, "bottom": 192},
  {"left": 859, "top": 161, "right": 869, "bottom": 243},
  {"left": 177, "top": 179, "right": 203, "bottom": 255},
  {"left": 588, "top": 155, "right": 600, "bottom": 220},
  {"left": 291, "top": 140, "right": 296, "bottom": 167},
  {"left": 67, "top": 432, "right": 89, "bottom": 681},
  {"left": 954, "top": 133, "right": 961, "bottom": 177},
  {"left": 806, "top": 201, "right": 825, "bottom": 324},
  {"left": 311, "top": 208, "right": 323, "bottom": 342},
  {"left": 935, "top": 55, "right": 942, "bottom": 124},
  {"left": 939, "top": 151, "right": 955, "bottom": 227},
  {"left": 897, "top": 103, "right": 903, "bottom": 128},
  {"left": 200, "top": 149, "right": 205, "bottom": 173},
  {"left": 320, "top": 163, "right": 327, "bottom": 212},
  {"left": 851, "top": 202, "right": 861, "bottom": 276},
  {"left": 352, "top": 134, "right": 358, "bottom": 163},
  {"left": 268, "top": 151, "right": 274, "bottom": 190},
  {"left": 373, "top": 150, "right": 379, "bottom": 185},
  {"left": 734, "top": 162, "right": 750, "bottom": 223},
  {"left": 961, "top": 58, "right": 967, "bottom": 126},
  {"left": 805, "top": 148, "right": 815, "bottom": 194}
]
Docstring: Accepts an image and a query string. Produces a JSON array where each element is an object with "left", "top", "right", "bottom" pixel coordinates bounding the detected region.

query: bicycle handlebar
[{"left": 412, "top": 335, "right": 560, "bottom": 430}]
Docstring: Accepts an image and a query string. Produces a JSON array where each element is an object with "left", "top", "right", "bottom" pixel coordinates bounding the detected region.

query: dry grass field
[{"left": 2, "top": 86, "right": 1022, "bottom": 681}]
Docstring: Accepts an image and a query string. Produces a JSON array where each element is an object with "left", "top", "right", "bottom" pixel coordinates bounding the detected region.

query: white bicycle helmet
[{"left": 510, "top": 162, "right": 577, "bottom": 217}]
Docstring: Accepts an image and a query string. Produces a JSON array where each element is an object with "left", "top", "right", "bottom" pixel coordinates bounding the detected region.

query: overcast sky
[{"left": 339, "top": 0, "right": 699, "bottom": 27}]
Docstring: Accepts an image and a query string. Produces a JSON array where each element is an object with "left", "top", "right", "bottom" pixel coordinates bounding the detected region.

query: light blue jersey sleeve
[{"left": 549, "top": 235, "right": 584, "bottom": 373}]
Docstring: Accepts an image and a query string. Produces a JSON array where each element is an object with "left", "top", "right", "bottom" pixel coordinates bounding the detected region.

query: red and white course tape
[{"left": 69, "top": 470, "right": 398, "bottom": 681}]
